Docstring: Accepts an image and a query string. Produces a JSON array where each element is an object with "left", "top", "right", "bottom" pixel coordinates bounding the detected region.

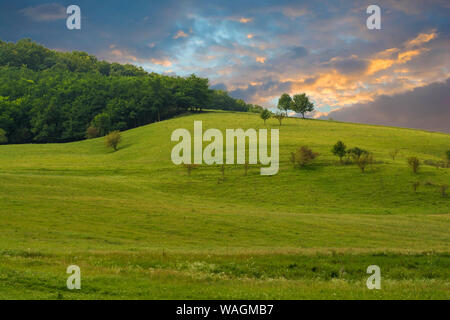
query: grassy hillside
[{"left": 0, "top": 111, "right": 448, "bottom": 299}]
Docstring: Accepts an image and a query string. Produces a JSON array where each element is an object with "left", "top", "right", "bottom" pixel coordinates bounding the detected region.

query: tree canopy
[{"left": 0, "top": 39, "right": 257, "bottom": 144}]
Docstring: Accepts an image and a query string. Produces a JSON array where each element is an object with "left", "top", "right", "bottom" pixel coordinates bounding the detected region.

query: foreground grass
[
  {"left": 0, "top": 112, "right": 448, "bottom": 299},
  {"left": 0, "top": 250, "right": 448, "bottom": 299}
]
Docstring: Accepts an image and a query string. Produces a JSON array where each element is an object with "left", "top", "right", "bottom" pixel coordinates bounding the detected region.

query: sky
[{"left": 1, "top": 0, "right": 449, "bottom": 131}]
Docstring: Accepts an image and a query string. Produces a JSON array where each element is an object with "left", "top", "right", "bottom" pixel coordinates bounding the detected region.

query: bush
[
  {"left": 86, "top": 126, "right": 99, "bottom": 139},
  {"left": 347, "top": 147, "right": 372, "bottom": 172},
  {"left": 389, "top": 149, "right": 399, "bottom": 161},
  {"left": 105, "top": 130, "right": 121, "bottom": 151},
  {"left": 407, "top": 157, "right": 420, "bottom": 174},
  {"left": 446, "top": 150, "right": 450, "bottom": 167},
  {"left": 273, "top": 112, "right": 285, "bottom": 126},
  {"left": 260, "top": 109, "right": 271, "bottom": 125},
  {"left": 0, "top": 128, "right": 7, "bottom": 144},
  {"left": 331, "top": 141, "right": 346, "bottom": 163},
  {"left": 292, "top": 146, "right": 318, "bottom": 168},
  {"left": 347, "top": 147, "right": 367, "bottom": 159},
  {"left": 355, "top": 152, "right": 373, "bottom": 173}
]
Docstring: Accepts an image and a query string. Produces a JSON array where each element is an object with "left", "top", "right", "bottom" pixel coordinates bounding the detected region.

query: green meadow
[{"left": 0, "top": 111, "right": 449, "bottom": 299}]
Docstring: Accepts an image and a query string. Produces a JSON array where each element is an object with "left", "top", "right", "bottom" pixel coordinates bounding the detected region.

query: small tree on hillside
[
  {"left": 0, "top": 128, "right": 7, "bottom": 144},
  {"left": 260, "top": 109, "right": 271, "bottom": 125},
  {"left": 347, "top": 147, "right": 372, "bottom": 172},
  {"left": 105, "top": 130, "right": 121, "bottom": 151},
  {"left": 86, "top": 126, "right": 100, "bottom": 139},
  {"left": 407, "top": 156, "right": 420, "bottom": 174},
  {"left": 293, "top": 146, "right": 319, "bottom": 168},
  {"left": 355, "top": 153, "right": 373, "bottom": 173},
  {"left": 389, "top": 149, "right": 400, "bottom": 161},
  {"left": 277, "top": 93, "right": 293, "bottom": 116},
  {"left": 332, "top": 141, "right": 347, "bottom": 163},
  {"left": 292, "top": 93, "right": 315, "bottom": 118},
  {"left": 273, "top": 112, "right": 285, "bottom": 126}
]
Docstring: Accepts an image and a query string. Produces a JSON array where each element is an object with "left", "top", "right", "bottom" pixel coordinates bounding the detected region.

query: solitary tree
[
  {"left": 105, "top": 130, "right": 121, "bottom": 151},
  {"left": 355, "top": 153, "right": 373, "bottom": 173},
  {"left": 347, "top": 147, "right": 372, "bottom": 172},
  {"left": 389, "top": 149, "right": 400, "bottom": 161},
  {"left": 292, "top": 93, "right": 314, "bottom": 118},
  {"left": 332, "top": 141, "right": 347, "bottom": 163},
  {"left": 260, "top": 109, "right": 271, "bottom": 125},
  {"left": 407, "top": 156, "right": 420, "bottom": 174},
  {"left": 273, "top": 112, "right": 285, "bottom": 126},
  {"left": 0, "top": 128, "right": 7, "bottom": 144},
  {"left": 277, "top": 93, "right": 293, "bottom": 116}
]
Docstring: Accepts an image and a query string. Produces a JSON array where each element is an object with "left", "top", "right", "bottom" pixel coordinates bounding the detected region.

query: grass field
[{"left": 0, "top": 111, "right": 449, "bottom": 299}]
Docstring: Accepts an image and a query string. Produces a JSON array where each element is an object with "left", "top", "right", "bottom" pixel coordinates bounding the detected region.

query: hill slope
[{"left": 0, "top": 112, "right": 449, "bottom": 299}]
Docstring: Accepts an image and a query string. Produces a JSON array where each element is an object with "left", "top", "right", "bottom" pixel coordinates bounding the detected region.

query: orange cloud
[
  {"left": 150, "top": 58, "right": 172, "bottom": 67},
  {"left": 398, "top": 49, "right": 422, "bottom": 63},
  {"left": 239, "top": 17, "right": 253, "bottom": 23},
  {"left": 406, "top": 30, "right": 437, "bottom": 47},
  {"left": 173, "top": 30, "right": 188, "bottom": 39},
  {"left": 256, "top": 57, "right": 266, "bottom": 64}
]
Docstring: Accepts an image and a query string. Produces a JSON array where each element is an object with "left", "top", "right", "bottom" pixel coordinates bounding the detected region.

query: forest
[{"left": 0, "top": 39, "right": 261, "bottom": 144}]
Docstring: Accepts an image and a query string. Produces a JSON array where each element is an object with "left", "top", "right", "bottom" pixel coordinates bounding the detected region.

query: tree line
[{"left": 0, "top": 39, "right": 260, "bottom": 144}]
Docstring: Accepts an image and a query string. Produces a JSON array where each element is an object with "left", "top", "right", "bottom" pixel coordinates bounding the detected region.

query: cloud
[
  {"left": 321, "top": 79, "right": 450, "bottom": 133},
  {"left": 20, "top": 3, "right": 66, "bottom": 22},
  {"left": 255, "top": 56, "right": 266, "bottom": 63},
  {"left": 406, "top": 30, "right": 438, "bottom": 47},
  {"left": 173, "top": 30, "right": 189, "bottom": 39}
]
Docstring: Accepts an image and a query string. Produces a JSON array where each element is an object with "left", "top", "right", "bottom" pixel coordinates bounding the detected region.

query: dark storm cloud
[{"left": 323, "top": 79, "right": 450, "bottom": 133}]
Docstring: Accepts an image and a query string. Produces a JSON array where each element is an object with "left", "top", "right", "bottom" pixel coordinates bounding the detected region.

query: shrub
[
  {"left": 356, "top": 152, "right": 373, "bottom": 173},
  {"left": 260, "top": 109, "right": 271, "bottom": 125},
  {"left": 389, "top": 149, "right": 399, "bottom": 161},
  {"left": 105, "top": 130, "right": 121, "bottom": 151},
  {"left": 446, "top": 150, "right": 450, "bottom": 168},
  {"left": 0, "top": 128, "right": 7, "bottom": 144},
  {"left": 332, "top": 141, "right": 347, "bottom": 163},
  {"left": 86, "top": 126, "right": 99, "bottom": 139},
  {"left": 347, "top": 147, "right": 367, "bottom": 159},
  {"left": 407, "top": 157, "right": 420, "bottom": 174},
  {"left": 424, "top": 159, "right": 446, "bottom": 168},
  {"left": 292, "top": 146, "right": 318, "bottom": 168},
  {"left": 273, "top": 112, "right": 285, "bottom": 126},
  {"left": 347, "top": 147, "right": 372, "bottom": 172}
]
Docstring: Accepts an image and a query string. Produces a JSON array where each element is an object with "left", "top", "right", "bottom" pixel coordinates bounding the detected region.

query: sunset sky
[{"left": 1, "top": 0, "right": 449, "bottom": 131}]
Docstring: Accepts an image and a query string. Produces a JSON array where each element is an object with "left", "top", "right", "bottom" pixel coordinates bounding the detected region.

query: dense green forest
[{"left": 0, "top": 39, "right": 261, "bottom": 144}]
